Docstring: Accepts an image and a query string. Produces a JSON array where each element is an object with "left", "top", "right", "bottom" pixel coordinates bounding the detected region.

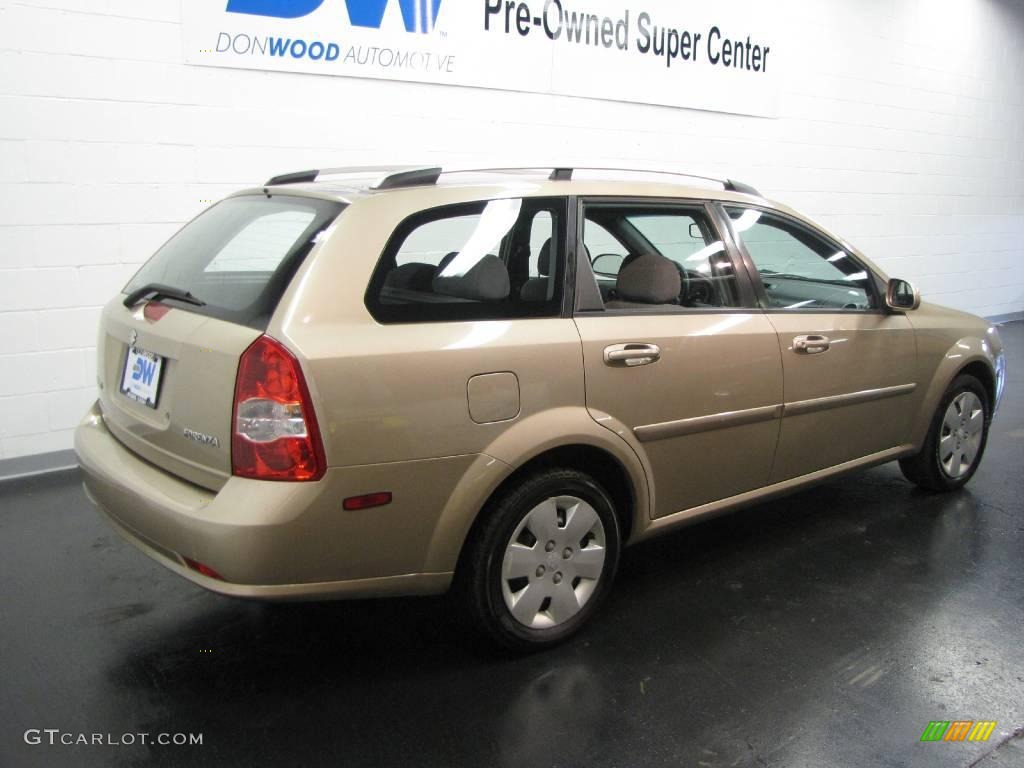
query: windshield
[{"left": 124, "top": 195, "right": 344, "bottom": 328}]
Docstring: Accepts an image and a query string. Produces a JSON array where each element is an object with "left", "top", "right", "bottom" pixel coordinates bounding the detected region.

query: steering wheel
[{"left": 673, "top": 263, "right": 715, "bottom": 306}]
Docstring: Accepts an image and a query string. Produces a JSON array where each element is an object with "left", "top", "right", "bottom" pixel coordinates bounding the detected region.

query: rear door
[
  {"left": 722, "top": 204, "right": 917, "bottom": 481},
  {"left": 573, "top": 199, "right": 784, "bottom": 519},
  {"left": 97, "top": 194, "right": 344, "bottom": 490}
]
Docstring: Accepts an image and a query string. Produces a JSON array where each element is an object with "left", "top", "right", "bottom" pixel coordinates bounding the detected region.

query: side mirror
[
  {"left": 885, "top": 278, "right": 921, "bottom": 311},
  {"left": 592, "top": 253, "right": 625, "bottom": 276},
  {"left": 688, "top": 223, "right": 703, "bottom": 239}
]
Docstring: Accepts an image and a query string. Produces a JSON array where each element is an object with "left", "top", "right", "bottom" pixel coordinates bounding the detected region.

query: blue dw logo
[
  {"left": 132, "top": 358, "right": 156, "bottom": 387},
  {"left": 226, "top": 0, "right": 442, "bottom": 33}
]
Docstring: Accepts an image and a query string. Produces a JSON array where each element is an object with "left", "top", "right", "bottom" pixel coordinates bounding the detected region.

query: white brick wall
[{"left": 0, "top": 0, "right": 1023, "bottom": 461}]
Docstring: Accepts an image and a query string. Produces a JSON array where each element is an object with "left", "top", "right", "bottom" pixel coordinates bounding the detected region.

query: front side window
[
  {"left": 583, "top": 205, "right": 739, "bottom": 310},
  {"left": 366, "top": 198, "right": 566, "bottom": 323},
  {"left": 727, "top": 207, "right": 876, "bottom": 310}
]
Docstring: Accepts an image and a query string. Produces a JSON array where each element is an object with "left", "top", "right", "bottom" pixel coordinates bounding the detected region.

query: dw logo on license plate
[{"left": 120, "top": 346, "right": 164, "bottom": 409}]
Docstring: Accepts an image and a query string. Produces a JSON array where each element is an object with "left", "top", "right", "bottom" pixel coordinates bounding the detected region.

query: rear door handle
[
  {"left": 604, "top": 343, "right": 662, "bottom": 367},
  {"left": 793, "top": 334, "right": 831, "bottom": 354}
]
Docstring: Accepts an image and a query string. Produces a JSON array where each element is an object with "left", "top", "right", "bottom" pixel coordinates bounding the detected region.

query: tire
[
  {"left": 459, "top": 468, "right": 621, "bottom": 652},
  {"left": 899, "top": 374, "right": 990, "bottom": 492}
]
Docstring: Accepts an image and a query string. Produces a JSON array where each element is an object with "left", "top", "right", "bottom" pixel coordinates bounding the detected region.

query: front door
[
  {"left": 723, "top": 205, "right": 918, "bottom": 482},
  {"left": 573, "top": 199, "right": 784, "bottom": 519}
]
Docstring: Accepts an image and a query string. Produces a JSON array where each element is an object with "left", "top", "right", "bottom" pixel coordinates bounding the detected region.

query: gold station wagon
[{"left": 75, "top": 166, "right": 1008, "bottom": 650}]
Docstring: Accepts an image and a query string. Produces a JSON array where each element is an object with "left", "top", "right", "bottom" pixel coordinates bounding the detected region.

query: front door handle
[
  {"left": 604, "top": 343, "right": 662, "bottom": 367},
  {"left": 793, "top": 334, "right": 831, "bottom": 354}
]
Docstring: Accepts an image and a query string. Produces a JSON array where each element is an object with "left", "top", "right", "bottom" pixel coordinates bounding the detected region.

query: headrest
[
  {"left": 615, "top": 254, "right": 681, "bottom": 304},
  {"left": 433, "top": 254, "right": 510, "bottom": 301},
  {"left": 435, "top": 251, "right": 459, "bottom": 273},
  {"left": 537, "top": 239, "right": 552, "bottom": 277},
  {"left": 384, "top": 262, "right": 436, "bottom": 292}
]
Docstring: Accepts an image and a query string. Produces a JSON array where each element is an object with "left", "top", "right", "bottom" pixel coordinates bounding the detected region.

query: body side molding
[
  {"left": 785, "top": 383, "right": 917, "bottom": 417},
  {"left": 634, "top": 383, "right": 917, "bottom": 442},
  {"left": 634, "top": 404, "right": 784, "bottom": 442}
]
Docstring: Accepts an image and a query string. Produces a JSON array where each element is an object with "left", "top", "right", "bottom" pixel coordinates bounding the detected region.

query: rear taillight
[{"left": 232, "top": 335, "right": 326, "bottom": 481}]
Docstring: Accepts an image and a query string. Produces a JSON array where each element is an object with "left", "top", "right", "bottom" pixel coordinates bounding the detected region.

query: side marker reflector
[
  {"left": 183, "top": 557, "right": 225, "bottom": 581},
  {"left": 343, "top": 492, "right": 393, "bottom": 511}
]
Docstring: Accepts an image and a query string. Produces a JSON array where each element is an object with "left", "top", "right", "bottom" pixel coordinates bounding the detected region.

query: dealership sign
[{"left": 182, "top": 0, "right": 780, "bottom": 116}]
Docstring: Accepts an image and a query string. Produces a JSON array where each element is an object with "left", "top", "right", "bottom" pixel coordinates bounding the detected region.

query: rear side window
[
  {"left": 124, "top": 195, "right": 344, "bottom": 328},
  {"left": 527, "top": 211, "right": 554, "bottom": 278},
  {"left": 366, "top": 198, "right": 567, "bottom": 324},
  {"left": 395, "top": 215, "right": 480, "bottom": 267}
]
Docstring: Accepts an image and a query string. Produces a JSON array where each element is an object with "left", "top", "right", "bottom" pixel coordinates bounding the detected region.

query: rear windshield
[{"left": 124, "top": 195, "right": 344, "bottom": 328}]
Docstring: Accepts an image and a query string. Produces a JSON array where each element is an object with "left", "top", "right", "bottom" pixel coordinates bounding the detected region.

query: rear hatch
[{"left": 96, "top": 194, "right": 344, "bottom": 491}]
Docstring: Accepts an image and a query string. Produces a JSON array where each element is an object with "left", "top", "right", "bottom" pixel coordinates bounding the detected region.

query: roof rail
[
  {"left": 264, "top": 165, "right": 436, "bottom": 188},
  {"left": 372, "top": 166, "right": 443, "bottom": 190},
  {"left": 723, "top": 179, "right": 760, "bottom": 196},
  {"left": 264, "top": 165, "right": 761, "bottom": 197},
  {"left": 265, "top": 169, "right": 319, "bottom": 186},
  {"left": 545, "top": 167, "right": 760, "bottom": 196}
]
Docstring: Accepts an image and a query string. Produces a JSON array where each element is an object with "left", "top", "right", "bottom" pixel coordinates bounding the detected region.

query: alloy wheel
[{"left": 938, "top": 391, "right": 984, "bottom": 479}]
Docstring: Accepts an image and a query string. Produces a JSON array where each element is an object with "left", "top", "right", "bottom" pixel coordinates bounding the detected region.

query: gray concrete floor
[{"left": 1, "top": 323, "right": 1022, "bottom": 768}]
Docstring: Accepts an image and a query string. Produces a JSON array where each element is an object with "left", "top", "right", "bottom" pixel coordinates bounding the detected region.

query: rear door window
[
  {"left": 583, "top": 205, "right": 740, "bottom": 309},
  {"left": 124, "top": 195, "right": 344, "bottom": 328},
  {"left": 585, "top": 220, "right": 629, "bottom": 277},
  {"left": 628, "top": 214, "right": 710, "bottom": 264}
]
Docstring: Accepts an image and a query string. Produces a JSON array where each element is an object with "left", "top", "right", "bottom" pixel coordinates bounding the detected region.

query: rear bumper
[
  {"left": 74, "top": 402, "right": 458, "bottom": 600},
  {"left": 90, "top": 501, "right": 451, "bottom": 600}
]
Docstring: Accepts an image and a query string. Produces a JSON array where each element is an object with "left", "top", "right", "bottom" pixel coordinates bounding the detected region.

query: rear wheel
[
  {"left": 899, "top": 374, "right": 990, "bottom": 492},
  {"left": 460, "top": 468, "right": 621, "bottom": 652}
]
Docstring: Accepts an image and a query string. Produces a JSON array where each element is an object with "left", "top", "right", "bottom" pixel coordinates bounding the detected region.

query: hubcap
[
  {"left": 500, "top": 496, "right": 606, "bottom": 629},
  {"left": 938, "top": 391, "right": 984, "bottom": 479}
]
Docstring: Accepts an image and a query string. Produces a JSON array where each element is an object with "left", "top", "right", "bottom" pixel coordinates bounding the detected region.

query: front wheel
[
  {"left": 460, "top": 468, "right": 621, "bottom": 652},
  {"left": 900, "top": 374, "right": 990, "bottom": 492}
]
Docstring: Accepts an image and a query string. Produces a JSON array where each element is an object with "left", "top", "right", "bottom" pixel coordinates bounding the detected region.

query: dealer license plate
[{"left": 120, "top": 346, "right": 164, "bottom": 409}]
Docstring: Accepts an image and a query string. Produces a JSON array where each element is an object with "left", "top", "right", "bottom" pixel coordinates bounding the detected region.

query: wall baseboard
[{"left": 0, "top": 450, "right": 78, "bottom": 483}]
